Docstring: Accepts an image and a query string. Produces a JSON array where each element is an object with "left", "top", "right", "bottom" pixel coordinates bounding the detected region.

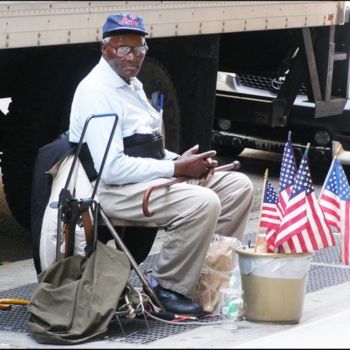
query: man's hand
[{"left": 173, "top": 145, "right": 218, "bottom": 179}]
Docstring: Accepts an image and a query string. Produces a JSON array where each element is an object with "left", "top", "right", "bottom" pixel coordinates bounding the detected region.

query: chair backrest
[{"left": 31, "top": 132, "right": 75, "bottom": 274}]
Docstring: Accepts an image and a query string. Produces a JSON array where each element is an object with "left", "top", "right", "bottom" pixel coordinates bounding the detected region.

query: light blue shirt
[{"left": 69, "top": 57, "right": 178, "bottom": 185}]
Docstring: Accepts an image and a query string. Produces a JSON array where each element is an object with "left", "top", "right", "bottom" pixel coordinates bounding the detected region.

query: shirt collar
[{"left": 99, "top": 56, "right": 143, "bottom": 90}]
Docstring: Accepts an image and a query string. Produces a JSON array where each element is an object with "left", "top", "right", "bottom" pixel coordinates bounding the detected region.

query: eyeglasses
[{"left": 104, "top": 42, "right": 149, "bottom": 58}]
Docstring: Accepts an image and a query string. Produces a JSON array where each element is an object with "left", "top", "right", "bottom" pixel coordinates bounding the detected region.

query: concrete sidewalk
[
  {"left": 1, "top": 257, "right": 350, "bottom": 349},
  {"left": 239, "top": 305, "right": 350, "bottom": 349}
]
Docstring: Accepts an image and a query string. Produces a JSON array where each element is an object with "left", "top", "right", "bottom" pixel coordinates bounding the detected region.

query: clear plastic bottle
[
  {"left": 255, "top": 227, "right": 267, "bottom": 253},
  {"left": 229, "top": 266, "right": 242, "bottom": 290},
  {"left": 220, "top": 288, "right": 244, "bottom": 329}
]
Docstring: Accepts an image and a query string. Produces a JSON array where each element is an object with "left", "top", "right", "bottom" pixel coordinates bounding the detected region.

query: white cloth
[
  {"left": 39, "top": 155, "right": 93, "bottom": 271},
  {"left": 69, "top": 56, "right": 178, "bottom": 185}
]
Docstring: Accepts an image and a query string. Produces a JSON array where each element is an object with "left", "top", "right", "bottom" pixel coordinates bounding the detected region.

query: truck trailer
[{"left": 0, "top": 1, "right": 349, "bottom": 230}]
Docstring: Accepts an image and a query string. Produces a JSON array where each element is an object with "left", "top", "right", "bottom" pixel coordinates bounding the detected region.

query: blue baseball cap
[{"left": 103, "top": 13, "right": 148, "bottom": 38}]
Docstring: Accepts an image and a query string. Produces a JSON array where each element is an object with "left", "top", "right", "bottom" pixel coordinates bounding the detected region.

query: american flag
[
  {"left": 260, "top": 179, "right": 282, "bottom": 252},
  {"left": 274, "top": 147, "right": 335, "bottom": 252},
  {"left": 319, "top": 158, "right": 350, "bottom": 264},
  {"left": 278, "top": 132, "right": 297, "bottom": 211},
  {"left": 277, "top": 132, "right": 298, "bottom": 252}
]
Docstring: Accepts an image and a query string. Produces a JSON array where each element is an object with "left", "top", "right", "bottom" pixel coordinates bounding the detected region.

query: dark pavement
[{"left": 0, "top": 178, "right": 32, "bottom": 265}]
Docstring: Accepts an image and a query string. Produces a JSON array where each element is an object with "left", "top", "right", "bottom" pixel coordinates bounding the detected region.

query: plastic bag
[{"left": 192, "top": 234, "right": 241, "bottom": 313}]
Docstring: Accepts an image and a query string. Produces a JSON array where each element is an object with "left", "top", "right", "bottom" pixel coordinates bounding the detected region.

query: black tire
[
  {"left": 2, "top": 98, "right": 59, "bottom": 230},
  {"left": 1, "top": 45, "right": 97, "bottom": 231},
  {"left": 138, "top": 57, "right": 181, "bottom": 153}
]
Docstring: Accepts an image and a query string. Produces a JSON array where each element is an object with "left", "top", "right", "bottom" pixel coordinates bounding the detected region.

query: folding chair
[{"left": 54, "top": 113, "right": 241, "bottom": 312}]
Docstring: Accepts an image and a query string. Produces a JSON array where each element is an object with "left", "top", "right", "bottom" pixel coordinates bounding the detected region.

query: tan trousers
[{"left": 97, "top": 171, "right": 253, "bottom": 297}]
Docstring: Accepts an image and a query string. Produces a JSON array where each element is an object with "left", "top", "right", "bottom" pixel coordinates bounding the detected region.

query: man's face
[{"left": 101, "top": 33, "right": 146, "bottom": 82}]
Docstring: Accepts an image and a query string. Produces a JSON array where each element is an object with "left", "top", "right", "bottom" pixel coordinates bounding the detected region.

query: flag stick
[
  {"left": 255, "top": 168, "right": 269, "bottom": 250},
  {"left": 335, "top": 142, "right": 342, "bottom": 157},
  {"left": 305, "top": 142, "right": 310, "bottom": 154},
  {"left": 320, "top": 155, "right": 337, "bottom": 196}
]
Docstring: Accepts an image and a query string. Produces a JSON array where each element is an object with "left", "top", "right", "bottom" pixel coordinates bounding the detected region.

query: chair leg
[
  {"left": 118, "top": 227, "right": 158, "bottom": 265},
  {"left": 97, "top": 226, "right": 158, "bottom": 265},
  {"left": 99, "top": 208, "right": 164, "bottom": 310}
]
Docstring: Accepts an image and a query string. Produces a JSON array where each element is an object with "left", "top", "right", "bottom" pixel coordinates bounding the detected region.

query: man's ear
[{"left": 101, "top": 42, "right": 107, "bottom": 55}]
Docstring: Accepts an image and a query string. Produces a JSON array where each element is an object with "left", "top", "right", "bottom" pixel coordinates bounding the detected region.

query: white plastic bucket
[{"left": 236, "top": 247, "right": 313, "bottom": 324}]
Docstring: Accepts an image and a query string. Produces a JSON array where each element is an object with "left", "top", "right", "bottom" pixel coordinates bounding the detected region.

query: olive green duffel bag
[{"left": 27, "top": 241, "right": 131, "bottom": 345}]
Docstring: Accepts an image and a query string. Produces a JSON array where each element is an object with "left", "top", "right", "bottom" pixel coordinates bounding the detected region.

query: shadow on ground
[{"left": 0, "top": 179, "right": 32, "bottom": 264}]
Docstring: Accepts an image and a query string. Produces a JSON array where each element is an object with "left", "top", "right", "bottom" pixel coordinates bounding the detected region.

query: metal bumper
[{"left": 212, "top": 130, "right": 332, "bottom": 162}]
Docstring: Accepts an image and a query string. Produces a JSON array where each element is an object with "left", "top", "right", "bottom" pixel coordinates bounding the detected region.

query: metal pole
[{"left": 99, "top": 208, "right": 164, "bottom": 310}]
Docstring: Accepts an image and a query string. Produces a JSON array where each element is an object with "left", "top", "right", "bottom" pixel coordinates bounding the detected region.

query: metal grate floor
[
  {"left": 1, "top": 233, "right": 350, "bottom": 345},
  {"left": 0, "top": 254, "right": 218, "bottom": 345}
]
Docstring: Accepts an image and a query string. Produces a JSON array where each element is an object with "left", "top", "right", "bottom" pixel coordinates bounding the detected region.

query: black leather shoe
[{"left": 153, "top": 285, "right": 204, "bottom": 316}]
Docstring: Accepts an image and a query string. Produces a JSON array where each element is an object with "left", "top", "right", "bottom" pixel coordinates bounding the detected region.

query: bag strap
[
  {"left": 62, "top": 200, "right": 94, "bottom": 257},
  {"left": 81, "top": 210, "right": 94, "bottom": 253},
  {"left": 63, "top": 199, "right": 79, "bottom": 258}
]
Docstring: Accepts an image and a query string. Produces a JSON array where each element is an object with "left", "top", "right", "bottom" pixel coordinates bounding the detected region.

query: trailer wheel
[{"left": 138, "top": 56, "right": 181, "bottom": 153}]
